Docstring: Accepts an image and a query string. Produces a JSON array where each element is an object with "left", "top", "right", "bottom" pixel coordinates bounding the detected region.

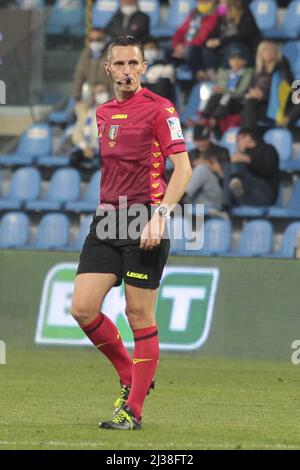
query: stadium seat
[
  {"left": 46, "top": 0, "right": 85, "bottom": 36},
  {"left": 249, "top": 0, "right": 277, "bottom": 36},
  {"left": 220, "top": 127, "right": 239, "bottom": 155},
  {"left": 139, "top": 0, "right": 160, "bottom": 33},
  {"left": 271, "top": 221, "right": 300, "bottom": 258},
  {"left": 30, "top": 213, "right": 70, "bottom": 250},
  {"left": 0, "top": 123, "right": 52, "bottom": 167},
  {"left": 67, "top": 214, "right": 93, "bottom": 251},
  {"left": 263, "top": 128, "right": 292, "bottom": 171},
  {"left": 196, "top": 218, "right": 232, "bottom": 256},
  {"left": 152, "top": 0, "right": 196, "bottom": 37},
  {"left": 26, "top": 167, "right": 81, "bottom": 211},
  {"left": 0, "top": 167, "right": 41, "bottom": 210},
  {"left": 65, "top": 170, "right": 101, "bottom": 212},
  {"left": 180, "top": 83, "right": 200, "bottom": 125},
  {"left": 231, "top": 183, "right": 284, "bottom": 218},
  {"left": 48, "top": 97, "right": 76, "bottom": 127},
  {"left": 229, "top": 219, "right": 273, "bottom": 257},
  {"left": 268, "top": 179, "right": 300, "bottom": 218},
  {"left": 16, "top": 0, "right": 45, "bottom": 9},
  {"left": 281, "top": 0, "right": 300, "bottom": 39},
  {"left": 282, "top": 41, "right": 300, "bottom": 79},
  {"left": 0, "top": 212, "right": 30, "bottom": 249},
  {"left": 92, "top": 0, "right": 119, "bottom": 28},
  {"left": 168, "top": 215, "right": 194, "bottom": 255}
]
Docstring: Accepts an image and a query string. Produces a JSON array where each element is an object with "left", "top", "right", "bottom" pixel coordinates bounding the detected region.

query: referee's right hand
[{"left": 140, "top": 212, "right": 166, "bottom": 250}]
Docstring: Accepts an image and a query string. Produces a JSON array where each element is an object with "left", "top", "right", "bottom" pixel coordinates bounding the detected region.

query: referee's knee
[
  {"left": 71, "top": 301, "right": 95, "bottom": 325},
  {"left": 125, "top": 306, "right": 155, "bottom": 330}
]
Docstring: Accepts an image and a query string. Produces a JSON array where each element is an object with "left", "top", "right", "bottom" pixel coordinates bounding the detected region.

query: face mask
[
  {"left": 120, "top": 5, "right": 138, "bottom": 16},
  {"left": 95, "top": 92, "right": 109, "bottom": 105},
  {"left": 197, "top": 1, "right": 214, "bottom": 14},
  {"left": 89, "top": 41, "right": 105, "bottom": 54},
  {"left": 217, "top": 4, "right": 228, "bottom": 16},
  {"left": 144, "top": 49, "right": 161, "bottom": 64}
]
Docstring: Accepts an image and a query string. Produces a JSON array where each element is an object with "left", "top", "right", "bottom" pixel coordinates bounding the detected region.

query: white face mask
[
  {"left": 120, "top": 5, "right": 138, "bottom": 16},
  {"left": 95, "top": 92, "right": 109, "bottom": 105},
  {"left": 89, "top": 41, "right": 105, "bottom": 54},
  {"left": 144, "top": 49, "right": 161, "bottom": 65}
]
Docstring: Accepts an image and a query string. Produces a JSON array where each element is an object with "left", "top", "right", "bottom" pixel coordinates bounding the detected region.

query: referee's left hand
[{"left": 140, "top": 212, "right": 166, "bottom": 250}]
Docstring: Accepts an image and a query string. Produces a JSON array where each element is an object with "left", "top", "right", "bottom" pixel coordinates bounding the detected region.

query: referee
[{"left": 71, "top": 36, "right": 192, "bottom": 430}]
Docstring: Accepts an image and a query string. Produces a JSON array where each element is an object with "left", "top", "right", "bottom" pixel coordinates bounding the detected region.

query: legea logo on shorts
[{"left": 35, "top": 264, "right": 219, "bottom": 350}]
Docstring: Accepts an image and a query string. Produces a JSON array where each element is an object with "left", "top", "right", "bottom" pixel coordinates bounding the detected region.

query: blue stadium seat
[
  {"left": 66, "top": 170, "right": 101, "bottom": 212},
  {"left": 92, "top": 0, "right": 119, "bottom": 28},
  {"left": 249, "top": 0, "right": 277, "bottom": 36},
  {"left": 229, "top": 219, "right": 273, "bottom": 257},
  {"left": 26, "top": 167, "right": 81, "bottom": 211},
  {"left": 0, "top": 212, "right": 30, "bottom": 249},
  {"left": 282, "top": 41, "right": 300, "bottom": 79},
  {"left": 16, "top": 0, "right": 45, "bottom": 9},
  {"left": 0, "top": 167, "right": 41, "bottom": 210},
  {"left": 196, "top": 218, "right": 232, "bottom": 256},
  {"left": 180, "top": 83, "right": 200, "bottom": 125},
  {"left": 231, "top": 183, "right": 284, "bottom": 218},
  {"left": 68, "top": 214, "right": 93, "bottom": 251},
  {"left": 271, "top": 221, "right": 300, "bottom": 258},
  {"left": 0, "top": 123, "right": 52, "bottom": 166},
  {"left": 220, "top": 127, "right": 239, "bottom": 155},
  {"left": 268, "top": 179, "right": 300, "bottom": 218},
  {"left": 264, "top": 128, "right": 292, "bottom": 171},
  {"left": 48, "top": 97, "right": 76, "bottom": 127},
  {"left": 152, "top": 0, "right": 196, "bottom": 37},
  {"left": 30, "top": 213, "right": 70, "bottom": 250},
  {"left": 46, "top": 0, "right": 85, "bottom": 36},
  {"left": 281, "top": 0, "right": 300, "bottom": 39},
  {"left": 168, "top": 215, "right": 193, "bottom": 255},
  {"left": 139, "top": 0, "right": 160, "bottom": 33}
]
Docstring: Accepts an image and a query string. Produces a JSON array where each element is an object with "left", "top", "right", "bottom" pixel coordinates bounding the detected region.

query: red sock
[
  {"left": 126, "top": 325, "right": 159, "bottom": 421},
  {"left": 82, "top": 312, "right": 132, "bottom": 386}
]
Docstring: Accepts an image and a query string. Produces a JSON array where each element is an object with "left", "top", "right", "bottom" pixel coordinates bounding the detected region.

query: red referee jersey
[{"left": 96, "top": 87, "right": 186, "bottom": 208}]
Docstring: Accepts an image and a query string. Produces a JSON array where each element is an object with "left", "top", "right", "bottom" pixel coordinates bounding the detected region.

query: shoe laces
[
  {"left": 114, "top": 385, "right": 130, "bottom": 410},
  {"left": 112, "top": 408, "right": 133, "bottom": 428}
]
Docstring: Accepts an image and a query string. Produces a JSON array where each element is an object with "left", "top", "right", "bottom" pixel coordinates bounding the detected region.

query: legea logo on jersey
[{"left": 35, "top": 264, "right": 219, "bottom": 350}]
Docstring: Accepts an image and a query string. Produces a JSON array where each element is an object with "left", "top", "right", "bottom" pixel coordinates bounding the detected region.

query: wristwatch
[{"left": 154, "top": 205, "right": 171, "bottom": 219}]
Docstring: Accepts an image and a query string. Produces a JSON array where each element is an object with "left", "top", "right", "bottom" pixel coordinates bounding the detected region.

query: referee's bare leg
[{"left": 71, "top": 273, "right": 132, "bottom": 387}]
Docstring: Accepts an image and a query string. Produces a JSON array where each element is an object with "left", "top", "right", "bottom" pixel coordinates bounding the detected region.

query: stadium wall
[{"left": 0, "top": 250, "right": 299, "bottom": 361}]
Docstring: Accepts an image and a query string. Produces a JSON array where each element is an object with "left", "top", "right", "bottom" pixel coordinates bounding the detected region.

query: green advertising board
[{"left": 36, "top": 263, "right": 219, "bottom": 351}]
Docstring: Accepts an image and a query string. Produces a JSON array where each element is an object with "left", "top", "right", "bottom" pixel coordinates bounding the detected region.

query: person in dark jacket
[
  {"left": 106, "top": 0, "right": 150, "bottom": 40},
  {"left": 241, "top": 41, "right": 293, "bottom": 129},
  {"left": 207, "top": 0, "right": 261, "bottom": 65},
  {"left": 189, "top": 124, "right": 230, "bottom": 169},
  {"left": 223, "top": 127, "right": 280, "bottom": 207}
]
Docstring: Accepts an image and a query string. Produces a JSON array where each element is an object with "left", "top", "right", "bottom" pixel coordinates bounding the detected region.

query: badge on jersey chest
[{"left": 109, "top": 125, "right": 120, "bottom": 141}]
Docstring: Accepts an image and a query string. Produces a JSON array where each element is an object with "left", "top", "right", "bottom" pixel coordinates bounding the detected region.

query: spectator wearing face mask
[
  {"left": 70, "top": 83, "right": 109, "bottom": 168},
  {"left": 106, "top": 0, "right": 150, "bottom": 40},
  {"left": 141, "top": 37, "right": 176, "bottom": 102},
  {"left": 72, "top": 28, "right": 112, "bottom": 103}
]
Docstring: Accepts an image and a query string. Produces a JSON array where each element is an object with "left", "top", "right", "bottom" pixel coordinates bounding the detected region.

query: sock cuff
[
  {"left": 82, "top": 312, "right": 104, "bottom": 334},
  {"left": 133, "top": 325, "right": 158, "bottom": 342}
]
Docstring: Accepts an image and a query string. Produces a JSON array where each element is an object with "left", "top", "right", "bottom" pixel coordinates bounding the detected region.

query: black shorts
[{"left": 77, "top": 211, "right": 170, "bottom": 289}]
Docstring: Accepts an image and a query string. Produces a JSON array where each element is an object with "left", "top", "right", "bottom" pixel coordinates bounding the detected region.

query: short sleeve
[{"left": 153, "top": 105, "right": 186, "bottom": 157}]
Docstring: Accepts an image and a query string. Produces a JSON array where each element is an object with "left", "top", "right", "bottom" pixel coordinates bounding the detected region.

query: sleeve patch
[{"left": 167, "top": 117, "right": 184, "bottom": 141}]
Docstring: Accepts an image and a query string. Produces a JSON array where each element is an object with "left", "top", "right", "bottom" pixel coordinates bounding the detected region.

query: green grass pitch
[{"left": 0, "top": 347, "right": 299, "bottom": 450}]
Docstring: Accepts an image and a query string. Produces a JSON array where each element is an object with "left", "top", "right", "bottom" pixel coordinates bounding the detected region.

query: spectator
[
  {"left": 202, "top": 45, "right": 253, "bottom": 130},
  {"left": 70, "top": 83, "right": 109, "bottom": 169},
  {"left": 223, "top": 128, "right": 280, "bottom": 207},
  {"left": 185, "top": 150, "right": 224, "bottom": 210},
  {"left": 72, "top": 28, "right": 112, "bottom": 103},
  {"left": 241, "top": 41, "right": 292, "bottom": 129},
  {"left": 172, "top": 0, "right": 219, "bottom": 78},
  {"left": 106, "top": 0, "right": 150, "bottom": 40},
  {"left": 189, "top": 124, "right": 230, "bottom": 169},
  {"left": 207, "top": 0, "right": 261, "bottom": 65},
  {"left": 142, "top": 37, "right": 176, "bottom": 102}
]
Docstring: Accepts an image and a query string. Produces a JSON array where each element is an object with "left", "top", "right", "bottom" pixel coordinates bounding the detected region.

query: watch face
[{"left": 158, "top": 206, "right": 168, "bottom": 216}]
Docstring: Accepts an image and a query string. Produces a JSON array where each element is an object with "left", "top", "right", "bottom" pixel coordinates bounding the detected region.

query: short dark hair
[
  {"left": 238, "top": 127, "right": 259, "bottom": 143},
  {"left": 106, "top": 35, "right": 145, "bottom": 62}
]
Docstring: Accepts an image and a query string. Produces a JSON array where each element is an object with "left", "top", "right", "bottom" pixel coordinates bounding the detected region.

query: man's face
[
  {"left": 237, "top": 134, "right": 253, "bottom": 151},
  {"left": 196, "top": 138, "right": 210, "bottom": 151},
  {"left": 89, "top": 30, "right": 105, "bottom": 44},
  {"left": 105, "top": 45, "right": 147, "bottom": 93},
  {"left": 120, "top": 0, "right": 137, "bottom": 6},
  {"left": 229, "top": 56, "right": 246, "bottom": 72}
]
